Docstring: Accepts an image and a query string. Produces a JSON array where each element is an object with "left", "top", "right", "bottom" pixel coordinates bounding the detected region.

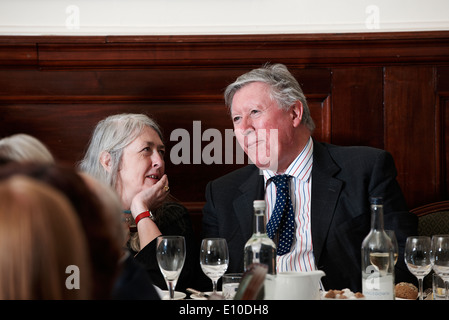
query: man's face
[{"left": 231, "top": 82, "right": 297, "bottom": 172}]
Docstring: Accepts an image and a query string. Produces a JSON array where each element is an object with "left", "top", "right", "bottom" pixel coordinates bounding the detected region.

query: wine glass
[
  {"left": 404, "top": 236, "right": 432, "bottom": 300},
  {"left": 200, "top": 238, "right": 229, "bottom": 294},
  {"left": 431, "top": 235, "right": 449, "bottom": 300},
  {"left": 385, "top": 230, "right": 399, "bottom": 265},
  {"left": 156, "top": 236, "right": 186, "bottom": 300}
]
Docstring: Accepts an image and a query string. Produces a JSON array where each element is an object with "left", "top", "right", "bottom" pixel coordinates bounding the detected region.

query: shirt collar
[{"left": 263, "top": 136, "right": 313, "bottom": 185}]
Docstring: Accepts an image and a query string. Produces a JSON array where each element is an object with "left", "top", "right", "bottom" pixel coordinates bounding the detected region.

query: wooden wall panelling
[
  {"left": 438, "top": 96, "right": 449, "bottom": 199},
  {"left": 437, "top": 67, "right": 449, "bottom": 200},
  {"left": 384, "top": 66, "right": 437, "bottom": 208},
  {"left": 331, "top": 67, "right": 384, "bottom": 148},
  {"left": 0, "top": 66, "right": 332, "bottom": 208},
  {"left": 31, "top": 32, "right": 449, "bottom": 69},
  {"left": 308, "top": 94, "right": 332, "bottom": 143},
  {"left": 1, "top": 32, "right": 449, "bottom": 213},
  {"left": 0, "top": 44, "right": 36, "bottom": 67},
  {"left": 0, "top": 69, "right": 226, "bottom": 101},
  {"left": 290, "top": 68, "right": 332, "bottom": 144}
]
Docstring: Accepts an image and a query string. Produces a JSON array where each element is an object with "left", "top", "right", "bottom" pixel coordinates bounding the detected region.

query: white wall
[{"left": 0, "top": 0, "right": 448, "bottom": 35}]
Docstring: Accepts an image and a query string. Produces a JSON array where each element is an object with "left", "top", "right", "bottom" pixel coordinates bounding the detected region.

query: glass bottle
[
  {"left": 361, "top": 197, "right": 395, "bottom": 300},
  {"left": 244, "top": 200, "right": 277, "bottom": 275}
]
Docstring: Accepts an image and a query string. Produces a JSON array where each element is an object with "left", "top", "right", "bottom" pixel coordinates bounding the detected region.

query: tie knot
[{"left": 270, "top": 174, "right": 291, "bottom": 189}]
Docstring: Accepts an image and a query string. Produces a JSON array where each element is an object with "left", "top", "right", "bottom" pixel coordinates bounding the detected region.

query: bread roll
[{"left": 395, "top": 282, "right": 418, "bottom": 300}]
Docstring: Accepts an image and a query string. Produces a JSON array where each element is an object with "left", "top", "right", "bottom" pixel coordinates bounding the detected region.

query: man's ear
[
  {"left": 100, "top": 151, "right": 112, "bottom": 173},
  {"left": 291, "top": 100, "right": 303, "bottom": 127}
]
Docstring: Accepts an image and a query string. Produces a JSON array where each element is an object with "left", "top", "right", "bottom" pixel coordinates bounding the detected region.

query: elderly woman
[{"left": 78, "top": 113, "right": 197, "bottom": 293}]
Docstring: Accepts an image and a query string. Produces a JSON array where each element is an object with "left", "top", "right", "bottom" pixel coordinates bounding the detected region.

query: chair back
[{"left": 411, "top": 200, "right": 449, "bottom": 237}]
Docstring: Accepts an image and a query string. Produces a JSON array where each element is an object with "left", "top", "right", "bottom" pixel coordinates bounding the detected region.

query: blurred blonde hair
[
  {"left": 0, "top": 176, "right": 92, "bottom": 299},
  {"left": 0, "top": 134, "right": 54, "bottom": 164}
]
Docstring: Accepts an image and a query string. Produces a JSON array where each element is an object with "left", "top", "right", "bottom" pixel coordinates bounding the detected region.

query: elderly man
[{"left": 202, "top": 63, "right": 417, "bottom": 292}]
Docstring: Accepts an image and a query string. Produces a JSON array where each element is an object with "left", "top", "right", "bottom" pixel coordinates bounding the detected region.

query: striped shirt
[{"left": 263, "top": 137, "right": 315, "bottom": 273}]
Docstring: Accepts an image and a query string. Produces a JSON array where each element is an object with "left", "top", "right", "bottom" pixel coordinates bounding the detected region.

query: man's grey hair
[
  {"left": 224, "top": 63, "right": 315, "bottom": 132},
  {"left": 78, "top": 113, "right": 163, "bottom": 189}
]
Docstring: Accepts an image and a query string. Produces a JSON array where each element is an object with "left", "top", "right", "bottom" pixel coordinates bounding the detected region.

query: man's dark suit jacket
[{"left": 202, "top": 140, "right": 418, "bottom": 292}]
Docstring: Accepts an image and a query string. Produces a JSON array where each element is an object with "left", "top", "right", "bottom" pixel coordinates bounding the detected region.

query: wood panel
[
  {"left": 0, "top": 32, "right": 448, "bottom": 216},
  {"left": 331, "top": 67, "right": 384, "bottom": 148},
  {"left": 0, "top": 67, "right": 332, "bottom": 204},
  {"left": 439, "top": 96, "right": 449, "bottom": 198},
  {"left": 384, "top": 66, "right": 437, "bottom": 206},
  {"left": 437, "top": 67, "right": 449, "bottom": 199},
  {"left": 32, "top": 32, "right": 449, "bottom": 68}
]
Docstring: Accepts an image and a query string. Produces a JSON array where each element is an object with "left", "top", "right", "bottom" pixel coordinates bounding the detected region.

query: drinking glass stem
[
  {"left": 417, "top": 277, "right": 424, "bottom": 300},
  {"left": 167, "top": 280, "right": 175, "bottom": 300},
  {"left": 212, "top": 280, "right": 218, "bottom": 293},
  {"left": 445, "top": 281, "right": 449, "bottom": 300}
]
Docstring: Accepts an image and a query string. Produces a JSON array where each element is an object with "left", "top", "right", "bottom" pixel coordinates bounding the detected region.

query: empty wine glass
[
  {"left": 386, "top": 230, "right": 399, "bottom": 265},
  {"left": 404, "top": 236, "right": 432, "bottom": 300},
  {"left": 431, "top": 235, "right": 449, "bottom": 300},
  {"left": 200, "top": 238, "right": 229, "bottom": 294},
  {"left": 156, "top": 236, "right": 186, "bottom": 300}
]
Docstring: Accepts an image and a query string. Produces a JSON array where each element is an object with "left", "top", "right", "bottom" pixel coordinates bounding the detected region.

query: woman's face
[{"left": 116, "top": 126, "right": 166, "bottom": 207}]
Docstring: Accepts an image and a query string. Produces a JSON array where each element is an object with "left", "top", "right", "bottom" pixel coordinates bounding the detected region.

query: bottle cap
[
  {"left": 370, "top": 196, "right": 383, "bottom": 205},
  {"left": 253, "top": 200, "right": 266, "bottom": 209}
]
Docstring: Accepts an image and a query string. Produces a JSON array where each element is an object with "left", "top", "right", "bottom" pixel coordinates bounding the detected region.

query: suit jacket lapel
[
  {"left": 231, "top": 146, "right": 343, "bottom": 266},
  {"left": 233, "top": 166, "right": 265, "bottom": 242},
  {"left": 311, "top": 141, "right": 343, "bottom": 265}
]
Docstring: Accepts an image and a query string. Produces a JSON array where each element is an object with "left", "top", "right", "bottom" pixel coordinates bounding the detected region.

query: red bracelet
[{"left": 134, "top": 210, "right": 153, "bottom": 225}]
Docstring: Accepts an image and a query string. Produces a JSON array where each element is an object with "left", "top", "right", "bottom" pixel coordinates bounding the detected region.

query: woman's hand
[
  {"left": 129, "top": 174, "right": 170, "bottom": 217},
  {"left": 129, "top": 175, "right": 170, "bottom": 249}
]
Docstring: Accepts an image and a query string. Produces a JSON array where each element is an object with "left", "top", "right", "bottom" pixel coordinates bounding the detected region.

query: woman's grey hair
[
  {"left": 224, "top": 63, "right": 315, "bottom": 132},
  {"left": 78, "top": 113, "right": 163, "bottom": 189}
]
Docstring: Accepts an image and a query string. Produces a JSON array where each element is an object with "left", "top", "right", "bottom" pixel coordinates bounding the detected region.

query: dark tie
[{"left": 266, "top": 174, "right": 295, "bottom": 255}]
